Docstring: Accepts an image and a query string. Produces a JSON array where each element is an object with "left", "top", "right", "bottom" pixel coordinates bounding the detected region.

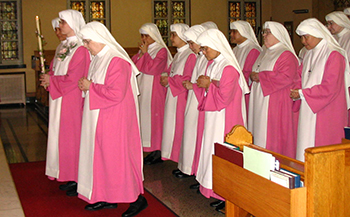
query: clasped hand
[
  {"left": 290, "top": 89, "right": 300, "bottom": 100},
  {"left": 160, "top": 75, "right": 169, "bottom": 87},
  {"left": 196, "top": 75, "right": 211, "bottom": 89},
  {"left": 250, "top": 71, "right": 259, "bottom": 82},
  {"left": 182, "top": 80, "right": 193, "bottom": 90},
  {"left": 78, "top": 77, "right": 92, "bottom": 92},
  {"left": 39, "top": 74, "right": 50, "bottom": 88}
]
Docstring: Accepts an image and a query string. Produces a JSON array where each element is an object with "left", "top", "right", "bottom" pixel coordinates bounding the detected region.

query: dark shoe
[
  {"left": 172, "top": 169, "right": 181, "bottom": 175},
  {"left": 66, "top": 188, "right": 78, "bottom": 196},
  {"left": 122, "top": 195, "right": 148, "bottom": 217},
  {"left": 143, "top": 152, "right": 155, "bottom": 163},
  {"left": 174, "top": 171, "right": 192, "bottom": 178},
  {"left": 59, "top": 181, "right": 77, "bottom": 191},
  {"left": 85, "top": 202, "right": 118, "bottom": 211},
  {"left": 210, "top": 200, "right": 225, "bottom": 208},
  {"left": 215, "top": 201, "right": 225, "bottom": 214},
  {"left": 189, "top": 183, "right": 200, "bottom": 189},
  {"left": 144, "top": 156, "right": 163, "bottom": 165}
]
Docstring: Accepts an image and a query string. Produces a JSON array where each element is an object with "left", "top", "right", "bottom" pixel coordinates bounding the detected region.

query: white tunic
[
  {"left": 178, "top": 53, "right": 207, "bottom": 174},
  {"left": 296, "top": 39, "right": 330, "bottom": 161},
  {"left": 248, "top": 43, "right": 286, "bottom": 148},
  {"left": 45, "top": 36, "right": 83, "bottom": 178},
  {"left": 137, "top": 42, "right": 163, "bottom": 148},
  {"left": 161, "top": 44, "right": 193, "bottom": 159}
]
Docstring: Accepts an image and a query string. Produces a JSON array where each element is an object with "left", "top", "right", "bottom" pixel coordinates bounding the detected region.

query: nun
[
  {"left": 41, "top": 10, "right": 90, "bottom": 196},
  {"left": 77, "top": 22, "right": 147, "bottom": 216},
  {"left": 194, "top": 29, "right": 249, "bottom": 211},
  {"left": 160, "top": 23, "right": 196, "bottom": 163},
  {"left": 325, "top": 11, "right": 350, "bottom": 126},
  {"left": 132, "top": 23, "right": 173, "bottom": 165},
  {"left": 290, "top": 18, "right": 349, "bottom": 162},
  {"left": 248, "top": 21, "right": 299, "bottom": 159},
  {"left": 174, "top": 24, "right": 208, "bottom": 180},
  {"left": 230, "top": 20, "right": 262, "bottom": 114}
]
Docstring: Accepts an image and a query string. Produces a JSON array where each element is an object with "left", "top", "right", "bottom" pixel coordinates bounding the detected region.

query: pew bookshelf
[{"left": 213, "top": 125, "right": 350, "bottom": 217}]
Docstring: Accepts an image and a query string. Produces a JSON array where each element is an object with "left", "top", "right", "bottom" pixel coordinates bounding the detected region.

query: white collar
[
  {"left": 96, "top": 45, "right": 110, "bottom": 57},
  {"left": 337, "top": 28, "right": 350, "bottom": 38},
  {"left": 213, "top": 53, "right": 224, "bottom": 63},
  {"left": 177, "top": 44, "right": 189, "bottom": 52},
  {"left": 237, "top": 39, "right": 250, "bottom": 48}
]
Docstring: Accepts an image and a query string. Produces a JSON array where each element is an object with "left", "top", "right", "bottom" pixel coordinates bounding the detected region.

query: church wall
[{"left": 18, "top": 0, "right": 334, "bottom": 94}]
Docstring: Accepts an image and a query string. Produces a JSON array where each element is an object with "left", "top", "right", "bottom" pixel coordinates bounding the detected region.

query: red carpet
[{"left": 10, "top": 161, "right": 177, "bottom": 217}]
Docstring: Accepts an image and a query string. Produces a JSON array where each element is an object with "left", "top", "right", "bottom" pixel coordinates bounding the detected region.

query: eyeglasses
[
  {"left": 59, "top": 19, "right": 67, "bottom": 25},
  {"left": 261, "top": 29, "right": 272, "bottom": 35},
  {"left": 82, "top": 39, "right": 91, "bottom": 44},
  {"left": 200, "top": 46, "right": 209, "bottom": 52}
]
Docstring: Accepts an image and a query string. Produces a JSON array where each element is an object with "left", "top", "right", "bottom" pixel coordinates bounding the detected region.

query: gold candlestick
[{"left": 35, "top": 16, "right": 45, "bottom": 74}]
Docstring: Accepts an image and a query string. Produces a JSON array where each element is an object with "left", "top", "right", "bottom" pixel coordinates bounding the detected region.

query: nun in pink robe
[
  {"left": 325, "top": 11, "right": 350, "bottom": 126},
  {"left": 42, "top": 10, "right": 90, "bottom": 185},
  {"left": 194, "top": 29, "right": 249, "bottom": 203},
  {"left": 177, "top": 24, "right": 207, "bottom": 177},
  {"left": 161, "top": 23, "right": 196, "bottom": 163},
  {"left": 230, "top": 20, "right": 262, "bottom": 116},
  {"left": 132, "top": 23, "right": 173, "bottom": 162},
  {"left": 77, "top": 22, "right": 147, "bottom": 216},
  {"left": 248, "top": 21, "right": 299, "bottom": 159},
  {"left": 291, "top": 18, "right": 350, "bottom": 162}
]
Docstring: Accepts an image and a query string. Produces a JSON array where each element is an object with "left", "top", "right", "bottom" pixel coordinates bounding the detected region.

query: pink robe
[
  {"left": 335, "top": 28, "right": 350, "bottom": 126},
  {"left": 194, "top": 59, "right": 245, "bottom": 200},
  {"left": 294, "top": 52, "right": 347, "bottom": 153},
  {"left": 132, "top": 48, "right": 168, "bottom": 152},
  {"left": 79, "top": 57, "right": 143, "bottom": 203},
  {"left": 251, "top": 51, "right": 298, "bottom": 159},
  {"left": 242, "top": 49, "right": 260, "bottom": 113},
  {"left": 46, "top": 47, "right": 90, "bottom": 181},
  {"left": 161, "top": 51, "right": 196, "bottom": 162}
]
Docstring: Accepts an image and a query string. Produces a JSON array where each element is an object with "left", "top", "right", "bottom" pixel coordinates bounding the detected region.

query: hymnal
[{"left": 214, "top": 143, "right": 243, "bottom": 167}]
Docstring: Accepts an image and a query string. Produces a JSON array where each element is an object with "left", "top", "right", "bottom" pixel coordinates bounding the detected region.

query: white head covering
[
  {"left": 139, "top": 23, "right": 173, "bottom": 66},
  {"left": 78, "top": 22, "right": 140, "bottom": 104},
  {"left": 230, "top": 20, "right": 262, "bottom": 51},
  {"left": 344, "top": 7, "right": 350, "bottom": 15},
  {"left": 78, "top": 22, "right": 139, "bottom": 78},
  {"left": 59, "top": 9, "right": 85, "bottom": 35},
  {"left": 184, "top": 24, "right": 206, "bottom": 44},
  {"left": 201, "top": 21, "right": 218, "bottom": 30},
  {"left": 170, "top": 23, "right": 189, "bottom": 42},
  {"left": 51, "top": 17, "right": 60, "bottom": 31},
  {"left": 296, "top": 18, "right": 350, "bottom": 109},
  {"left": 325, "top": 11, "right": 350, "bottom": 29},
  {"left": 264, "top": 21, "right": 297, "bottom": 59},
  {"left": 196, "top": 29, "right": 249, "bottom": 94}
]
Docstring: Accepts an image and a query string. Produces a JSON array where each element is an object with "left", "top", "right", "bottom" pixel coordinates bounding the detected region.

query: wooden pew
[{"left": 213, "top": 125, "right": 350, "bottom": 217}]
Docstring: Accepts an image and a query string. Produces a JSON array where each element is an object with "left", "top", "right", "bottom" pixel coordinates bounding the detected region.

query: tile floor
[{"left": 0, "top": 104, "right": 223, "bottom": 217}]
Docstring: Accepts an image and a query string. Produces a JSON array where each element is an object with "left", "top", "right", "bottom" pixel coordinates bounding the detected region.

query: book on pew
[
  {"left": 344, "top": 127, "right": 350, "bottom": 140},
  {"left": 280, "top": 168, "right": 301, "bottom": 188},
  {"left": 243, "top": 146, "right": 276, "bottom": 179},
  {"left": 270, "top": 170, "right": 294, "bottom": 189},
  {"left": 214, "top": 143, "right": 243, "bottom": 167}
]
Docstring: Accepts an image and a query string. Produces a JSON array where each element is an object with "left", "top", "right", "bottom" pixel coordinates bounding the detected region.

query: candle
[{"left": 35, "top": 16, "right": 45, "bottom": 74}]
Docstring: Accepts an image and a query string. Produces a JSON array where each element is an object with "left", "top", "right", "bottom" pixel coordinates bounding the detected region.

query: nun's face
[
  {"left": 170, "top": 32, "right": 186, "bottom": 48},
  {"left": 188, "top": 40, "right": 201, "bottom": 54},
  {"left": 59, "top": 19, "right": 75, "bottom": 37},
  {"left": 140, "top": 34, "right": 155, "bottom": 45},
  {"left": 230, "top": 29, "right": 246, "bottom": 44},
  {"left": 262, "top": 29, "right": 279, "bottom": 48},
  {"left": 54, "top": 28, "right": 67, "bottom": 42},
  {"left": 83, "top": 39, "right": 105, "bottom": 55},
  {"left": 200, "top": 46, "right": 220, "bottom": 61},
  {"left": 326, "top": 20, "right": 344, "bottom": 35},
  {"left": 300, "top": 34, "right": 322, "bottom": 50}
]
